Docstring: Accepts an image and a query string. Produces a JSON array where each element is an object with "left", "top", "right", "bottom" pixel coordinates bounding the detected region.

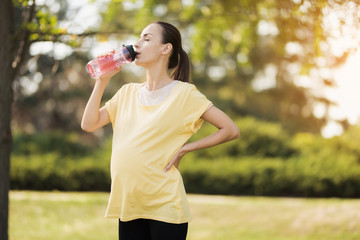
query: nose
[{"left": 134, "top": 40, "right": 140, "bottom": 51}]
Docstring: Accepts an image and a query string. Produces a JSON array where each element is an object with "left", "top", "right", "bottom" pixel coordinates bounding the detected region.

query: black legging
[{"left": 118, "top": 218, "right": 188, "bottom": 240}]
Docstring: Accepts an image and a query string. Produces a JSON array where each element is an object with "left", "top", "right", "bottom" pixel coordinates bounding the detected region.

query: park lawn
[{"left": 9, "top": 191, "right": 360, "bottom": 240}]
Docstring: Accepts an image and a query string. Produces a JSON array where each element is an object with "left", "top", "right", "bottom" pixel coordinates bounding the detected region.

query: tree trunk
[{"left": 0, "top": 0, "right": 14, "bottom": 240}]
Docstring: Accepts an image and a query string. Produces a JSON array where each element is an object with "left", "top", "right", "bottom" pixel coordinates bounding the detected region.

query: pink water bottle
[{"left": 86, "top": 44, "right": 137, "bottom": 78}]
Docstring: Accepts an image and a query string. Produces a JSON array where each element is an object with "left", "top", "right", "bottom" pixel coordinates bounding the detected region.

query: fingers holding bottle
[{"left": 96, "top": 65, "right": 122, "bottom": 84}]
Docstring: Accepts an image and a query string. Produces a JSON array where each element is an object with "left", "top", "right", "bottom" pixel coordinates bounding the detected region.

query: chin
[
  {"left": 134, "top": 59, "right": 142, "bottom": 66},
  {"left": 134, "top": 59, "right": 149, "bottom": 68}
]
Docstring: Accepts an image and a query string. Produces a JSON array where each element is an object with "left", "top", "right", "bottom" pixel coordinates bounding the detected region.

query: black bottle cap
[{"left": 123, "top": 44, "right": 137, "bottom": 61}]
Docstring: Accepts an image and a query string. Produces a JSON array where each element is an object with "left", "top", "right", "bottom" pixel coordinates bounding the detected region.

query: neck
[{"left": 145, "top": 65, "right": 173, "bottom": 91}]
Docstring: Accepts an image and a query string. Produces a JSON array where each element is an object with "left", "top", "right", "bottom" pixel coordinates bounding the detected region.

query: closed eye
[{"left": 140, "top": 33, "right": 152, "bottom": 40}]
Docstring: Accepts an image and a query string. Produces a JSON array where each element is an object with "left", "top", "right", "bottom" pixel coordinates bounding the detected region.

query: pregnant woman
[{"left": 81, "top": 21, "right": 240, "bottom": 240}]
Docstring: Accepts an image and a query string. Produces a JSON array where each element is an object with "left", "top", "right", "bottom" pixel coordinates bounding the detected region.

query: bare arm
[
  {"left": 81, "top": 68, "right": 120, "bottom": 132},
  {"left": 164, "top": 106, "right": 240, "bottom": 171}
]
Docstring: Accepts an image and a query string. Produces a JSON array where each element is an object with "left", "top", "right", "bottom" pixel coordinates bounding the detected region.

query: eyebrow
[{"left": 140, "top": 33, "right": 153, "bottom": 37}]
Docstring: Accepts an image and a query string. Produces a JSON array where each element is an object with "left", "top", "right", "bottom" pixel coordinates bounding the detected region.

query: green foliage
[
  {"left": 11, "top": 131, "right": 112, "bottom": 191},
  {"left": 11, "top": 153, "right": 110, "bottom": 191},
  {"left": 10, "top": 150, "right": 360, "bottom": 197},
  {"left": 13, "top": 0, "right": 79, "bottom": 46},
  {"left": 176, "top": 124, "right": 360, "bottom": 198},
  {"left": 28, "top": 10, "right": 65, "bottom": 42},
  {"left": 12, "top": 131, "right": 93, "bottom": 157},
  {"left": 10, "top": 127, "right": 360, "bottom": 198},
  {"left": 292, "top": 130, "right": 360, "bottom": 163},
  {"left": 181, "top": 155, "right": 360, "bottom": 198}
]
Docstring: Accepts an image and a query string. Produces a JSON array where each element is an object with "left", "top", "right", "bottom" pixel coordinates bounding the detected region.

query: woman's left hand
[
  {"left": 163, "top": 145, "right": 188, "bottom": 172},
  {"left": 164, "top": 106, "right": 240, "bottom": 172}
]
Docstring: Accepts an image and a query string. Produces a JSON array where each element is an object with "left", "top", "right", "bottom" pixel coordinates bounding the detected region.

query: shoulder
[
  {"left": 175, "top": 81, "right": 209, "bottom": 104},
  {"left": 177, "top": 81, "right": 207, "bottom": 95},
  {"left": 175, "top": 81, "right": 198, "bottom": 93}
]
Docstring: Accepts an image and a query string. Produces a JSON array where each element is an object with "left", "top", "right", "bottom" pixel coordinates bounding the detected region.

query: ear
[{"left": 162, "top": 43, "right": 173, "bottom": 55}]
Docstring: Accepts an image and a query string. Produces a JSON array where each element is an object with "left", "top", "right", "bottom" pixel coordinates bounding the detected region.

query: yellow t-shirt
[{"left": 104, "top": 81, "right": 212, "bottom": 223}]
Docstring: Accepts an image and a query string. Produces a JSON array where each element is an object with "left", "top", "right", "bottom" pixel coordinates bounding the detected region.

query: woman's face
[{"left": 134, "top": 23, "right": 169, "bottom": 67}]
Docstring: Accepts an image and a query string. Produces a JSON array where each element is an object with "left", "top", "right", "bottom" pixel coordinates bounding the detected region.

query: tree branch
[
  {"left": 27, "top": 30, "right": 133, "bottom": 47},
  {"left": 12, "top": 1, "right": 36, "bottom": 78}
]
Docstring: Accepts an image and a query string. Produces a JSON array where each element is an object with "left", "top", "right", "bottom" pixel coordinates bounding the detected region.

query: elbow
[
  {"left": 221, "top": 123, "right": 240, "bottom": 142},
  {"left": 81, "top": 122, "right": 95, "bottom": 133},
  {"left": 229, "top": 124, "right": 240, "bottom": 140}
]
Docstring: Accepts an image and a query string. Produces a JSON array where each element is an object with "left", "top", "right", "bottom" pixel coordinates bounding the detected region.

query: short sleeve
[
  {"left": 184, "top": 85, "right": 212, "bottom": 133},
  {"left": 105, "top": 85, "right": 125, "bottom": 125}
]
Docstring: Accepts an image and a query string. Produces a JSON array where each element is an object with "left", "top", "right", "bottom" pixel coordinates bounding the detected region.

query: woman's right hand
[{"left": 96, "top": 66, "right": 122, "bottom": 84}]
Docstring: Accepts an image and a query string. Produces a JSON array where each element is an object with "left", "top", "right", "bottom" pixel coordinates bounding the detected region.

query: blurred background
[
  {"left": 8, "top": 0, "right": 360, "bottom": 196},
  {"left": 3, "top": 0, "right": 360, "bottom": 239}
]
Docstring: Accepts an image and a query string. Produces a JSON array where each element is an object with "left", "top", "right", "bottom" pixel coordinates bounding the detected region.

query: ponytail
[
  {"left": 155, "top": 21, "right": 190, "bottom": 82},
  {"left": 171, "top": 49, "right": 190, "bottom": 83}
]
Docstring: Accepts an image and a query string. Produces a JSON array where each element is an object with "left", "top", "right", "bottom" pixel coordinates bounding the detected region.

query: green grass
[{"left": 9, "top": 191, "right": 360, "bottom": 240}]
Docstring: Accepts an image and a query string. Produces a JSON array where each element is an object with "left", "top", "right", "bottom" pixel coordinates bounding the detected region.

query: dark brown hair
[{"left": 155, "top": 21, "right": 190, "bottom": 83}]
